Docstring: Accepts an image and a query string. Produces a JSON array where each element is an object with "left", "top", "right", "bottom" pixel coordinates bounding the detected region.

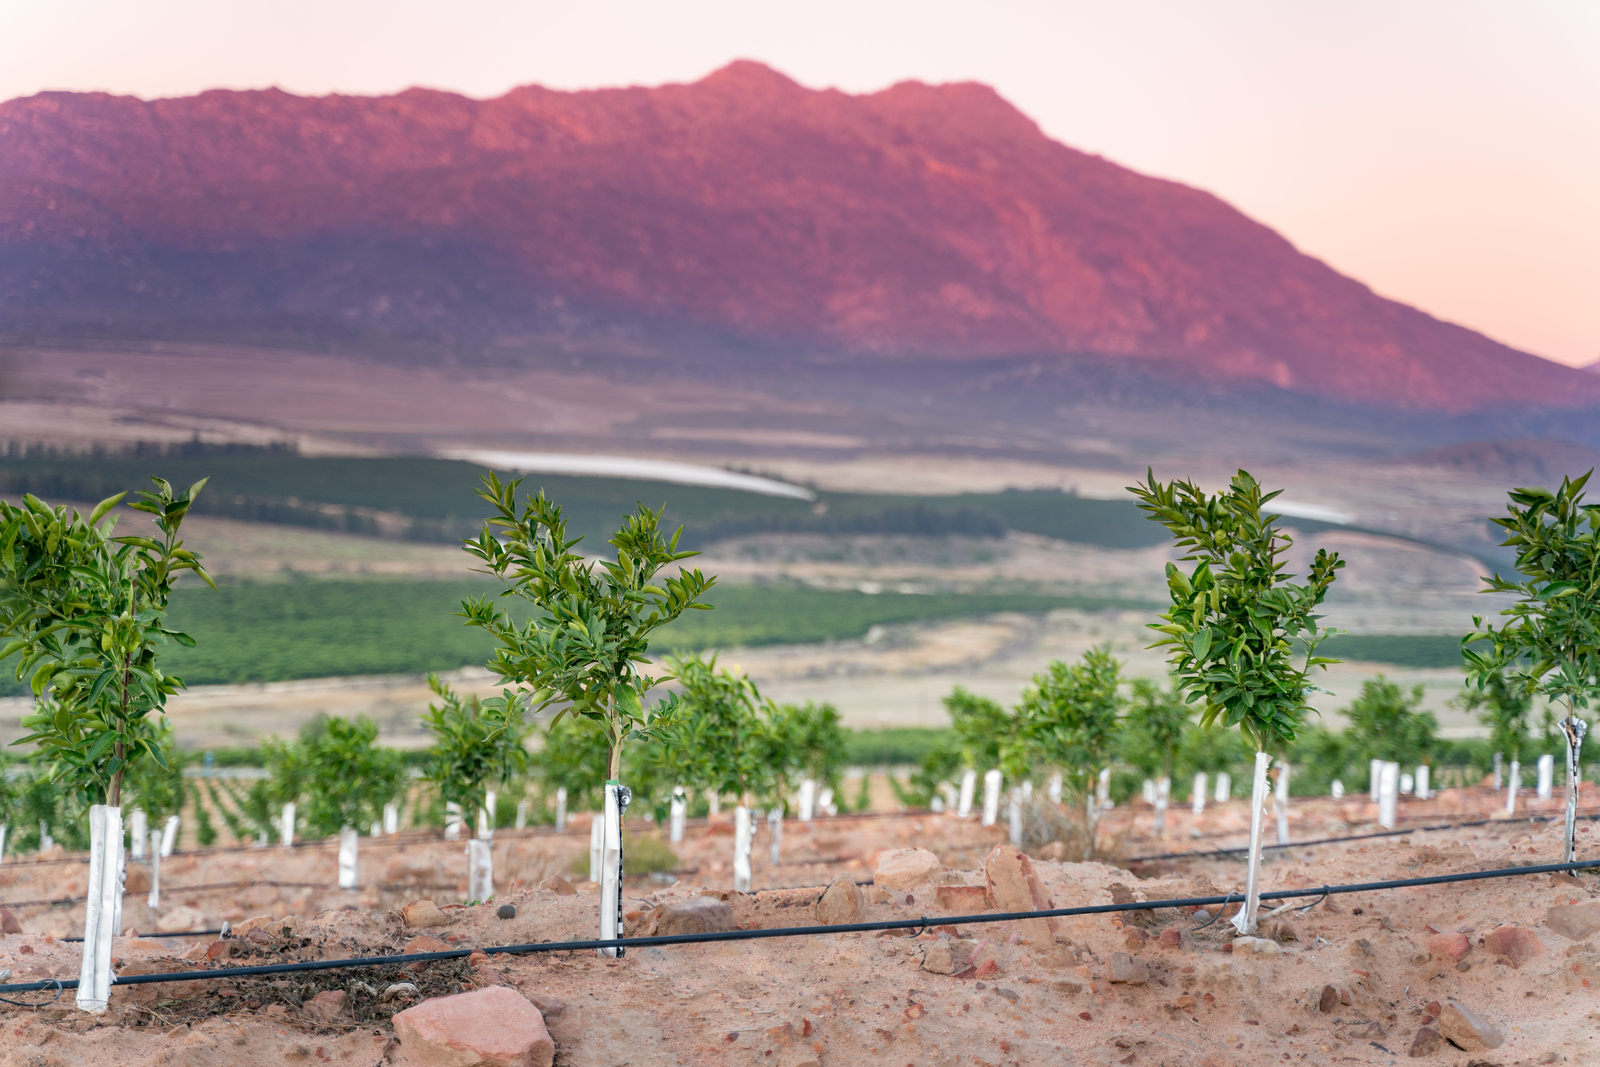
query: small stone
[
  {"left": 1230, "top": 936, "right": 1280, "bottom": 957},
  {"left": 654, "top": 897, "right": 735, "bottom": 936},
  {"left": 1053, "top": 981, "right": 1084, "bottom": 995},
  {"left": 391, "top": 986, "right": 554, "bottom": 1067},
  {"left": 539, "top": 875, "right": 576, "bottom": 896},
  {"left": 1107, "top": 952, "right": 1149, "bottom": 985},
  {"left": 304, "top": 990, "right": 346, "bottom": 1023},
  {"left": 1455, "top": 960, "right": 1471, "bottom": 972},
  {"left": 1157, "top": 927, "right": 1193, "bottom": 951},
  {"left": 1175, "top": 994, "right": 1193, "bottom": 1009},
  {"left": 1347, "top": 937, "right": 1373, "bottom": 957},
  {"left": 934, "top": 885, "right": 993, "bottom": 912},
  {"left": 402, "top": 900, "right": 451, "bottom": 929},
  {"left": 1407, "top": 1026, "right": 1445, "bottom": 1057},
  {"left": 0, "top": 909, "right": 20, "bottom": 935},
  {"left": 155, "top": 905, "right": 207, "bottom": 934},
  {"left": 984, "top": 844, "right": 1057, "bottom": 944},
  {"left": 404, "top": 935, "right": 451, "bottom": 954},
  {"left": 1437, "top": 1001, "right": 1504, "bottom": 1051},
  {"left": 1426, "top": 932, "right": 1470, "bottom": 960},
  {"left": 1546, "top": 902, "right": 1600, "bottom": 941},
  {"left": 122, "top": 868, "right": 151, "bottom": 894},
  {"left": 496, "top": 904, "right": 517, "bottom": 920},
  {"left": 974, "top": 957, "right": 1003, "bottom": 978},
  {"left": 1123, "top": 927, "right": 1148, "bottom": 951},
  {"left": 1317, "top": 985, "right": 1338, "bottom": 1014},
  {"left": 1483, "top": 925, "right": 1546, "bottom": 968},
  {"left": 815, "top": 878, "right": 865, "bottom": 926},
  {"left": 919, "top": 939, "right": 975, "bottom": 975},
  {"left": 873, "top": 848, "right": 942, "bottom": 890},
  {"left": 205, "top": 940, "right": 235, "bottom": 962},
  {"left": 1258, "top": 918, "right": 1297, "bottom": 942}
]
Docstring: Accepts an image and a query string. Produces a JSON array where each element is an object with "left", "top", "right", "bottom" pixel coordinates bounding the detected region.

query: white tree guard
[
  {"left": 1506, "top": 759, "right": 1521, "bottom": 814},
  {"left": 77, "top": 805, "right": 123, "bottom": 1013},
  {"left": 669, "top": 790, "right": 687, "bottom": 843},
  {"left": 129, "top": 809, "right": 147, "bottom": 860},
  {"left": 555, "top": 787, "right": 568, "bottom": 831},
  {"left": 817, "top": 786, "right": 835, "bottom": 816},
  {"left": 980, "top": 769, "right": 1001, "bottom": 826},
  {"left": 1369, "top": 759, "right": 1382, "bottom": 803},
  {"left": 1047, "top": 772, "right": 1062, "bottom": 805},
  {"left": 733, "top": 805, "right": 753, "bottom": 893},
  {"left": 468, "top": 838, "right": 494, "bottom": 903},
  {"left": 1231, "top": 752, "right": 1272, "bottom": 936},
  {"left": 708, "top": 792, "right": 721, "bottom": 817},
  {"left": 1097, "top": 768, "right": 1112, "bottom": 809},
  {"left": 1191, "top": 774, "right": 1207, "bottom": 817},
  {"left": 1214, "top": 773, "right": 1231, "bottom": 802},
  {"left": 0, "top": 824, "right": 7, "bottom": 864},
  {"left": 1493, "top": 752, "right": 1503, "bottom": 789},
  {"left": 147, "top": 831, "right": 162, "bottom": 909},
  {"left": 957, "top": 769, "right": 976, "bottom": 818},
  {"left": 588, "top": 815, "right": 603, "bottom": 882},
  {"left": 371, "top": 821, "right": 382, "bottom": 837},
  {"left": 338, "top": 827, "right": 359, "bottom": 889},
  {"left": 481, "top": 790, "right": 497, "bottom": 840},
  {"left": 281, "top": 802, "right": 296, "bottom": 849},
  {"left": 159, "top": 815, "right": 179, "bottom": 857},
  {"left": 1154, "top": 777, "right": 1170, "bottom": 838},
  {"left": 768, "top": 807, "right": 783, "bottom": 866},
  {"left": 798, "top": 779, "right": 816, "bottom": 822},
  {"left": 39, "top": 822, "right": 52, "bottom": 853},
  {"left": 384, "top": 802, "right": 399, "bottom": 835},
  {"left": 1538, "top": 754, "right": 1554, "bottom": 800},
  {"left": 1273, "top": 761, "right": 1290, "bottom": 845},
  {"left": 444, "top": 802, "right": 463, "bottom": 841},
  {"left": 515, "top": 799, "right": 529, "bottom": 830},
  {"left": 1399, "top": 772, "right": 1414, "bottom": 794},
  {"left": 1331, "top": 779, "right": 1345, "bottom": 799},
  {"left": 1141, "top": 779, "right": 1156, "bottom": 805},
  {"left": 597, "top": 783, "right": 626, "bottom": 957},
  {"left": 1377, "top": 761, "right": 1399, "bottom": 829},
  {"left": 1008, "top": 789, "right": 1023, "bottom": 847},
  {"left": 1560, "top": 716, "right": 1588, "bottom": 863},
  {"left": 1415, "top": 765, "right": 1430, "bottom": 800}
]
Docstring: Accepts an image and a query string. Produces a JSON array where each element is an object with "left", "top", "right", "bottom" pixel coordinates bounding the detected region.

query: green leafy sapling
[
  {"left": 1466, "top": 472, "right": 1600, "bottom": 860},
  {"left": 1130, "top": 468, "right": 1343, "bottom": 933},
  {"left": 296, "top": 715, "right": 408, "bottom": 839},
  {"left": 1018, "top": 646, "right": 1124, "bottom": 855},
  {"left": 1342, "top": 676, "right": 1437, "bottom": 786},
  {"left": 422, "top": 675, "right": 531, "bottom": 836},
  {"left": 2, "top": 478, "right": 215, "bottom": 807},
  {"left": 460, "top": 474, "right": 714, "bottom": 784},
  {"left": 1123, "top": 677, "right": 1192, "bottom": 836}
]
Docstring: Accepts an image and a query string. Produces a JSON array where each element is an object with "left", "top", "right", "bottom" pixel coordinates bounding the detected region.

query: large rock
[
  {"left": 873, "top": 848, "right": 941, "bottom": 890},
  {"left": 653, "top": 897, "right": 735, "bottom": 936},
  {"left": 1437, "top": 1001, "right": 1503, "bottom": 1051},
  {"left": 1426, "top": 932, "right": 1470, "bottom": 960},
  {"left": 1545, "top": 902, "right": 1600, "bottom": 941},
  {"left": 1230, "top": 936, "right": 1280, "bottom": 957},
  {"left": 393, "top": 986, "right": 554, "bottom": 1067},
  {"left": 155, "top": 905, "right": 207, "bottom": 934},
  {"left": 983, "top": 845, "right": 1057, "bottom": 944},
  {"left": 403, "top": 900, "right": 451, "bottom": 929},
  {"left": 815, "top": 878, "right": 864, "bottom": 926},
  {"left": 1483, "top": 925, "right": 1545, "bottom": 967}
]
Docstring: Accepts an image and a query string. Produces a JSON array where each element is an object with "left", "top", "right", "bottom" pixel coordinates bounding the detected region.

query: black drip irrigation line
[
  {"left": 1, "top": 857, "right": 1597, "bottom": 997},
  {"left": 1129, "top": 809, "right": 1600, "bottom": 862}
]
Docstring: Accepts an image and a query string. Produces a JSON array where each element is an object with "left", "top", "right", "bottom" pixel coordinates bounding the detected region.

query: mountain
[{"left": 2, "top": 60, "right": 1596, "bottom": 414}]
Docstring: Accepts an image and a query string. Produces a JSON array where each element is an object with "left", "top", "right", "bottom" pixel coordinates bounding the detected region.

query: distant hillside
[
  {"left": 1400, "top": 439, "right": 1600, "bottom": 482},
  {"left": 3, "top": 62, "right": 1596, "bottom": 414}
]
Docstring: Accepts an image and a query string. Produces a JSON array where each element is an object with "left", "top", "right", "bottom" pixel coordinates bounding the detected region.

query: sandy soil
[{"left": 0, "top": 785, "right": 1595, "bottom": 1066}]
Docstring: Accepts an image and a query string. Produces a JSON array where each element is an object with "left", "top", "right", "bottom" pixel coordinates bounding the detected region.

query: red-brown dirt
[
  {"left": 3, "top": 63, "right": 1595, "bottom": 413},
  {"left": 0, "top": 786, "right": 1596, "bottom": 1065}
]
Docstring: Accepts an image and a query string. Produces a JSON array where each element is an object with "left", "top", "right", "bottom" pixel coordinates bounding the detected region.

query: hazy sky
[{"left": 4, "top": 1, "right": 1596, "bottom": 366}]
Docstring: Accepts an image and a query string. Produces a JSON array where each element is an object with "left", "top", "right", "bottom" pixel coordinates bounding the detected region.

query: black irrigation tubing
[
  {"left": 1129, "top": 809, "right": 1600, "bottom": 862},
  {"left": 2, "top": 857, "right": 1598, "bottom": 997}
]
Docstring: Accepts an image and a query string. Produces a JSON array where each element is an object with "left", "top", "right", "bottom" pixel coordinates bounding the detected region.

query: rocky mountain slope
[{"left": 3, "top": 61, "right": 1595, "bottom": 414}]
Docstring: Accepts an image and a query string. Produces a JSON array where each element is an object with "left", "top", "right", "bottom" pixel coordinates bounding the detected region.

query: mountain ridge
[{"left": 3, "top": 60, "right": 1595, "bottom": 414}]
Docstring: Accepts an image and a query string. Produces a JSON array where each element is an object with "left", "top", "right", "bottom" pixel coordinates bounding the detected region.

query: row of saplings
[{"left": 1, "top": 467, "right": 1595, "bottom": 1014}]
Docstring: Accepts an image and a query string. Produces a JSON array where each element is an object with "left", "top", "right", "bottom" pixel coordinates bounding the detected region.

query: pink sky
[{"left": 3, "top": 0, "right": 1595, "bottom": 367}]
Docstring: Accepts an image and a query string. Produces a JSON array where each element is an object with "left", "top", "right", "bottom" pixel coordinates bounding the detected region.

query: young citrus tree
[
  {"left": 0, "top": 478, "right": 214, "bottom": 1012},
  {"left": 422, "top": 675, "right": 531, "bottom": 836},
  {"left": 1122, "top": 677, "right": 1191, "bottom": 836},
  {"left": 295, "top": 715, "right": 408, "bottom": 839},
  {"left": 1019, "top": 646, "right": 1124, "bottom": 854},
  {"left": 1467, "top": 473, "right": 1600, "bottom": 861},
  {"left": 1130, "top": 468, "right": 1343, "bottom": 935},
  {"left": 1342, "top": 676, "right": 1438, "bottom": 782},
  {"left": 460, "top": 475, "right": 714, "bottom": 950}
]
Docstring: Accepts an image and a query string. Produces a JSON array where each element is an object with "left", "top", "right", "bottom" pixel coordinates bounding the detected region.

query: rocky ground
[{"left": 0, "top": 786, "right": 1596, "bottom": 1066}]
